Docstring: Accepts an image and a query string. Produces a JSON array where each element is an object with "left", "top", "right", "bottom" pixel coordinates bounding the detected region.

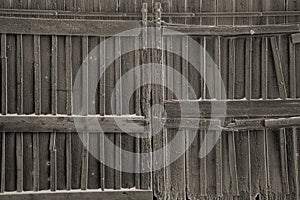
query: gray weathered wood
[
  {"left": 164, "top": 99, "right": 300, "bottom": 118},
  {"left": 0, "top": 17, "right": 141, "bottom": 36},
  {"left": 16, "top": 34, "right": 24, "bottom": 193},
  {"left": 163, "top": 24, "right": 300, "bottom": 36},
  {"left": 291, "top": 33, "right": 300, "bottom": 44},
  {"left": 80, "top": 36, "right": 89, "bottom": 191},
  {"left": 0, "top": 190, "right": 153, "bottom": 200},
  {"left": 65, "top": 35, "right": 72, "bottom": 191},
  {"left": 0, "top": 115, "right": 147, "bottom": 133},
  {"left": 270, "top": 37, "right": 288, "bottom": 99},
  {"left": 33, "top": 35, "right": 41, "bottom": 192},
  {"left": 289, "top": 37, "right": 296, "bottom": 98}
]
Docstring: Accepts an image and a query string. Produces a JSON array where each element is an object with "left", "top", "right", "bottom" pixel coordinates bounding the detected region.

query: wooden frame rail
[
  {"left": 0, "top": 190, "right": 152, "bottom": 200},
  {"left": 0, "top": 16, "right": 141, "bottom": 36},
  {"left": 165, "top": 117, "right": 300, "bottom": 131},
  {"left": 0, "top": 16, "right": 299, "bottom": 37},
  {"left": 1, "top": 8, "right": 300, "bottom": 18},
  {"left": 164, "top": 99, "right": 300, "bottom": 118},
  {"left": 0, "top": 115, "right": 147, "bottom": 133},
  {"left": 163, "top": 24, "right": 300, "bottom": 36}
]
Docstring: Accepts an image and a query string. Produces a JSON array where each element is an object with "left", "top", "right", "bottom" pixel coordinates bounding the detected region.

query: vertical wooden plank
[
  {"left": 1, "top": 34, "right": 7, "bottom": 115},
  {"left": 287, "top": 128, "right": 299, "bottom": 199},
  {"left": 289, "top": 37, "right": 296, "bottom": 99},
  {"left": 245, "top": 38, "right": 252, "bottom": 100},
  {"left": 228, "top": 39, "right": 235, "bottom": 99},
  {"left": 71, "top": 36, "right": 83, "bottom": 189},
  {"left": 198, "top": 37, "right": 207, "bottom": 198},
  {"left": 99, "top": 37, "right": 105, "bottom": 191},
  {"left": 65, "top": 36, "right": 72, "bottom": 190},
  {"left": 261, "top": 38, "right": 268, "bottom": 100},
  {"left": 213, "top": 36, "right": 222, "bottom": 198},
  {"left": 140, "top": 34, "right": 152, "bottom": 191},
  {"left": 114, "top": 36, "right": 121, "bottom": 190},
  {"left": 270, "top": 37, "right": 288, "bottom": 99},
  {"left": 16, "top": 34, "right": 24, "bottom": 193},
  {"left": 220, "top": 38, "right": 230, "bottom": 198},
  {"left": 39, "top": 35, "right": 51, "bottom": 191},
  {"left": 199, "top": 130, "right": 207, "bottom": 197},
  {"left": 87, "top": 37, "right": 100, "bottom": 190},
  {"left": 120, "top": 36, "right": 135, "bottom": 189},
  {"left": 33, "top": 35, "right": 40, "bottom": 192},
  {"left": 134, "top": 37, "right": 141, "bottom": 190},
  {"left": 0, "top": 34, "right": 7, "bottom": 193},
  {"left": 228, "top": 38, "right": 239, "bottom": 197},
  {"left": 50, "top": 35, "right": 58, "bottom": 192},
  {"left": 104, "top": 33, "right": 115, "bottom": 190},
  {"left": 119, "top": 1, "right": 136, "bottom": 190},
  {"left": 49, "top": 133, "right": 57, "bottom": 191},
  {"left": 279, "top": 128, "right": 289, "bottom": 194},
  {"left": 163, "top": 35, "right": 172, "bottom": 199},
  {"left": 153, "top": 3, "right": 165, "bottom": 197},
  {"left": 23, "top": 34, "right": 34, "bottom": 192},
  {"left": 245, "top": 37, "right": 253, "bottom": 199},
  {"left": 0, "top": 132, "right": 5, "bottom": 193},
  {"left": 80, "top": 36, "right": 89, "bottom": 190},
  {"left": 51, "top": 36, "right": 58, "bottom": 115},
  {"left": 250, "top": 37, "right": 268, "bottom": 200},
  {"left": 262, "top": 37, "right": 270, "bottom": 200},
  {"left": 234, "top": 38, "right": 245, "bottom": 99},
  {"left": 55, "top": 36, "right": 67, "bottom": 191}
]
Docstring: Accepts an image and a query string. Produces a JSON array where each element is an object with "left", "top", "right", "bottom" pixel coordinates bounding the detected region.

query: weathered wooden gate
[{"left": 0, "top": 0, "right": 300, "bottom": 200}]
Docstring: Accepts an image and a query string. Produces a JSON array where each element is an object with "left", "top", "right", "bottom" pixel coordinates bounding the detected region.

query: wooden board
[
  {"left": 165, "top": 99, "right": 300, "bottom": 118},
  {"left": 0, "top": 115, "right": 147, "bottom": 133},
  {"left": 0, "top": 190, "right": 153, "bottom": 200},
  {"left": 0, "top": 17, "right": 141, "bottom": 36}
]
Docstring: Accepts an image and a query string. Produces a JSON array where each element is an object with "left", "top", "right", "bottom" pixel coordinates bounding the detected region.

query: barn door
[
  {"left": 0, "top": 3, "right": 154, "bottom": 200},
  {"left": 158, "top": 26, "right": 300, "bottom": 200}
]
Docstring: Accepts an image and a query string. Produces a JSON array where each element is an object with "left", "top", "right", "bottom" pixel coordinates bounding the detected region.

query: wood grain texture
[
  {"left": 0, "top": 17, "right": 141, "bottom": 36},
  {"left": 163, "top": 24, "right": 300, "bottom": 36},
  {"left": 0, "top": 190, "right": 153, "bottom": 200},
  {"left": 165, "top": 99, "right": 300, "bottom": 118}
]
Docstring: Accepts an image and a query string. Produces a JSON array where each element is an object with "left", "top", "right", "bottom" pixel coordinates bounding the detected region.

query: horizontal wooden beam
[
  {"left": 265, "top": 117, "right": 300, "bottom": 128},
  {"left": 165, "top": 116, "right": 300, "bottom": 131},
  {"left": 226, "top": 117, "right": 300, "bottom": 131},
  {"left": 164, "top": 118, "right": 221, "bottom": 130},
  {"left": 163, "top": 24, "right": 300, "bottom": 36},
  {"left": 0, "top": 17, "right": 141, "bottom": 36},
  {"left": 0, "top": 115, "right": 147, "bottom": 133},
  {"left": 164, "top": 100, "right": 300, "bottom": 118},
  {"left": 0, "top": 190, "right": 152, "bottom": 200},
  {"left": 1, "top": 9, "right": 300, "bottom": 18}
]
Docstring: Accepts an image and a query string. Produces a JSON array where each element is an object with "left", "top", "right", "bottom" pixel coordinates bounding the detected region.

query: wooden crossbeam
[
  {"left": 1, "top": 8, "right": 300, "bottom": 18},
  {"left": 166, "top": 116, "right": 300, "bottom": 131},
  {"left": 164, "top": 100, "right": 300, "bottom": 118},
  {"left": 0, "top": 115, "right": 147, "bottom": 133},
  {"left": 0, "top": 190, "right": 152, "bottom": 200},
  {"left": 163, "top": 24, "right": 300, "bottom": 36},
  {"left": 0, "top": 17, "right": 141, "bottom": 36}
]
